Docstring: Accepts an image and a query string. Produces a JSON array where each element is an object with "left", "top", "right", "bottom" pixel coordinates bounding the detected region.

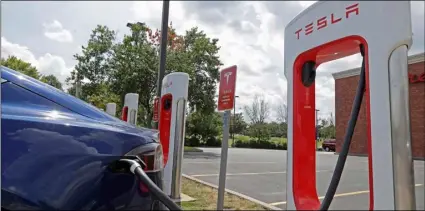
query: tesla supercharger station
[
  {"left": 285, "top": 1, "right": 415, "bottom": 210},
  {"left": 158, "top": 72, "right": 189, "bottom": 201},
  {"left": 105, "top": 103, "right": 117, "bottom": 116},
  {"left": 122, "top": 93, "right": 139, "bottom": 125}
]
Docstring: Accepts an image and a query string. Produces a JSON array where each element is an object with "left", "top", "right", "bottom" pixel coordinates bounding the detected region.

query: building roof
[{"left": 332, "top": 52, "right": 425, "bottom": 80}]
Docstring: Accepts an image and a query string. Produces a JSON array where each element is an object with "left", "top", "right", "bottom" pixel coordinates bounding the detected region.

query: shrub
[
  {"left": 205, "top": 136, "right": 222, "bottom": 147},
  {"left": 233, "top": 137, "right": 287, "bottom": 150},
  {"left": 186, "top": 136, "right": 201, "bottom": 147}
]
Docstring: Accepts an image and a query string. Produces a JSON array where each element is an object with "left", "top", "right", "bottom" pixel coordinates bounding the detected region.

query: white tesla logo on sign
[{"left": 224, "top": 72, "right": 232, "bottom": 84}]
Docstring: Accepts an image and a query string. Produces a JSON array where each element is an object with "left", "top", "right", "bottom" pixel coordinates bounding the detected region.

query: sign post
[{"left": 216, "top": 65, "right": 237, "bottom": 211}]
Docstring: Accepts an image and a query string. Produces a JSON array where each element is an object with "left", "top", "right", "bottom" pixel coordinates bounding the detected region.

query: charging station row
[{"left": 104, "top": 72, "right": 190, "bottom": 201}]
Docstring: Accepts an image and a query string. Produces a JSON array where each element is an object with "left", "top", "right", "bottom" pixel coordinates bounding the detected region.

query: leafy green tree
[
  {"left": 318, "top": 112, "right": 336, "bottom": 139},
  {"left": 173, "top": 27, "right": 222, "bottom": 114},
  {"left": 67, "top": 22, "right": 223, "bottom": 130},
  {"left": 108, "top": 22, "right": 222, "bottom": 127},
  {"left": 41, "top": 75, "right": 63, "bottom": 90},
  {"left": 230, "top": 113, "right": 248, "bottom": 135},
  {"left": 86, "top": 83, "right": 120, "bottom": 110},
  {"left": 1, "top": 56, "right": 40, "bottom": 79},
  {"left": 247, "top": 123, "right": 271, "bottom": 142},
  {"left": 66, "top": 25, "right": 116, "bottom": 100},
  {"left": 268, "top": 121, "right": 287, "bottom": 138},
  {"left": 186, "top": 111, "right": 222, "bottom": 143},
  {"left": 108, "top": 22, "right": 159, "bottom": 127}
]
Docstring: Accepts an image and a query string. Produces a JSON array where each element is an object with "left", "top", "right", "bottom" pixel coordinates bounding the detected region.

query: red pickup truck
[{"left": 322, "top": 139, "right": 336, "bottom": 152}]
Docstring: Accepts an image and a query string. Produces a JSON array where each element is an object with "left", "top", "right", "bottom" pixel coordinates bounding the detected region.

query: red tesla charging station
[
  {"left": 121, "top": 93, "right": 139, "bottom": 125},
  {"left": 285, "top": 1, "right": 415, "bottom": 210},
  {"left": 158, "top": 72, "right": 189, "bottom": 201},
  {"left": 105, "top": 103, "right": 117, "bottom": 117}
]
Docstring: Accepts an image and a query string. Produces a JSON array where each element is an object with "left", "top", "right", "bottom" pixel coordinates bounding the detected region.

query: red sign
[
  {"left": 217, "top": 65, "right": 237, "bottom": 111},
  {"left": 153, "top": 97, "right": 159, "bottom": 122},
  {"left": 409, "top": 73, "right": 425, "bottom": 84}
]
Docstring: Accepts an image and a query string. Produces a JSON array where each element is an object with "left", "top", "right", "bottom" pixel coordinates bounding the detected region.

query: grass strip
[{"left": 181, "top": 177, "right": 267, "bottom": 210}]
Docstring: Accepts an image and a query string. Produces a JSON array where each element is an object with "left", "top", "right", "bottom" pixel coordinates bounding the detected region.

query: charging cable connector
[{"left": 118, "top": 158, "right": 182, "bottom": 211}]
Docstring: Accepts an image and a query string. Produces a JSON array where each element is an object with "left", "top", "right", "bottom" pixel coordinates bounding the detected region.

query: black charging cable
[
  {"left": 118, "top": 159, "right": 183, "bottom": 211},
  {"left": 319, "top": 44, "right": 366, "bottom": 210}
]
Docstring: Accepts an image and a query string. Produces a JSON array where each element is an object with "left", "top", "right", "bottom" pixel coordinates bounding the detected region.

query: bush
[
  {"left": 233, "top": 137, "right": 287, "bottom": 150},
  {"left": 205, "top": 136, "right": 222, "bottom": 147},
  {"left": 186, "top": 136, "right": 201, "bottom": 147}
]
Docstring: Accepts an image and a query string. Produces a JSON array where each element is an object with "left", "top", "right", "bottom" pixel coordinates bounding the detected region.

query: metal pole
[
  {"left": 232, "top": 101, "right": 236, "bottom": 147},
  {"left": 217, "top": 110, "right": 231, "bottom": 210},
  {"left": 154, "top": 0, "right": 170, "bottom": 129},
  {"left": 231, "top": 96, "right": 239, "bottom": 147}
]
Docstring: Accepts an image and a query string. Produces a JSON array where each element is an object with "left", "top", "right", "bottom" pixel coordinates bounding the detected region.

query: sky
[{"left": 1, "top": 1, "right": 424, "bottom": 121}]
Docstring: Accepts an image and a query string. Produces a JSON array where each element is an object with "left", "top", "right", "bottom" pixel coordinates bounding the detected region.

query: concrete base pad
[{"left": 174, "top": 193, "right": 196, "bottom": 202}]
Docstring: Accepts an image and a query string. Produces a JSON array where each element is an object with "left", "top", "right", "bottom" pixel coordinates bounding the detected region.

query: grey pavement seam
[{"left": 182, "top": 174, "right": 283, "bottom": 210}]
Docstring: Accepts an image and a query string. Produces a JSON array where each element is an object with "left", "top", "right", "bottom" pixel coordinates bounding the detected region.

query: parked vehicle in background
[
  {"left": 1, "top": 66, "right": 164, "bottom": 210},
  {"left": 322, "top": 139, "right": 336, "bottom": 152}
]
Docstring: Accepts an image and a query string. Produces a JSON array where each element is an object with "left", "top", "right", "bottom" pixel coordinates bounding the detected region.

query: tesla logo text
[
  {"left": 224, "top": 72, "right": 233, "bottom": 84},
  {"left": 295, "top": 3, "right": 359, "bottom": 40},
  {"left": 409, "top": 73, "right": 425, "bottom": 84}
]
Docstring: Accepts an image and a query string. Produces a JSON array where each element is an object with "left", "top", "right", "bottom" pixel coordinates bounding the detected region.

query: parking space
[{"left": 183, "top": 148, "right": 425, "bottom": 210}]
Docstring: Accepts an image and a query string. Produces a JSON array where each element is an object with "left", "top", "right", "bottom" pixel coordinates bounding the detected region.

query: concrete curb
[
  {"left": 182, "top": 174, "right": 282, "bottom": 210},
  {"left": 334, "top": 152, "right": 425, "bottom": 161}
]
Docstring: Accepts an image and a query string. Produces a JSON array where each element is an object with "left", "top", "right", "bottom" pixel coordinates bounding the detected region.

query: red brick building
[{"left": 332, "top": 52, "right": 425, "bottom": 159}]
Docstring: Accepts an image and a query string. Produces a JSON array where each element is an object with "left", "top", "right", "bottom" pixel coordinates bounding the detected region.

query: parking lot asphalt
[{"left": 183, "top": 148, "right": 425, "bottom": 210}]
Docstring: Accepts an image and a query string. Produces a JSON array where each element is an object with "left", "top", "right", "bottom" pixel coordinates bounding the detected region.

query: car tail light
[
  {"left": 125, "top": 142, "right": 163, "bottom": 173},
  {"left": 122, "top": 106, "right": 129, "bottom": 121},
  {"left": 125, "top": 142, "right": 164, "bottom": 194}
]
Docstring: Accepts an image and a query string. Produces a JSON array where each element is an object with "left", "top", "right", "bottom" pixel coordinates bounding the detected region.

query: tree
[
  {"left": 178, "top": 27, "right": 222, "bottom": 114},
  {"left": 186, "top": 111, "right": 222, "bottom": 143},
  {"left": 108, "top": 22, "right": 159, "bottom": 127},
  {"left": 318, "top": 112, "right": 336, "bottom": 139},
  {"left": 268, "top": 121, "right": 287, "bottom": 138},
  {"left": 86, "top": 83, "right": 120, "bottom": 110},
  {"left": 244, "top": 94, "right": 270, "bottom": 124},
  {"left": 246, "top": 123, "right": 271, "bottom": 142},
  {"left": 275, "top": 101, "right": 288, "bottom": 123},
  {"left": 230, "top": 113, "right": 248, "bottom": 135},
  {"left": 1, "top": 56, "right": 40, "bottom": 79},
  {"left": 66, "top": 25, "right": 117, "bottom": 100},
  {"left": 41, "top": 75, "right": 63, "bottom": 90},
  {"left": 68, "top": 22, "right": 223, "bottom": 129}
]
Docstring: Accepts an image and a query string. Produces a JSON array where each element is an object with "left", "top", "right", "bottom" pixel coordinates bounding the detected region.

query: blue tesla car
[{"left": 1, "top": 66, "right": 164, "bottom": 210}]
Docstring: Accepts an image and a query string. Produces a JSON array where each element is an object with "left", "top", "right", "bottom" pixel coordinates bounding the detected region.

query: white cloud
[
  {"left": 43, "top": 20, "right": 73, "bottom": 43},
  {"left": 1, "top": 37, "right": 73, "bottom": 85}
]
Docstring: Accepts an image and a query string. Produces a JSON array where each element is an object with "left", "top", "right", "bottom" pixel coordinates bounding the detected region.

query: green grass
[
  {"left": 181, "top": 177, "right": 267, "bottom": 210},
  {"left": 184, "top": 146, "right": 203, "bottom": 152},
  {"left": 316, "top": 139, "right": 324, "bottom": 149}
]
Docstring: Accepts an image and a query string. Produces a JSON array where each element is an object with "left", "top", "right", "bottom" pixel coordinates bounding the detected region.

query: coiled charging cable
[
  {"left": 119, "top": 159, "right": 183, "bottom": 211},
  {"left": 319, "top": 44, "right": 366, "bottom": 210}
]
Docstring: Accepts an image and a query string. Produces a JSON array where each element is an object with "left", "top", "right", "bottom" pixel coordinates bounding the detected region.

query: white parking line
[
  {"left": 269, "top": 183, "right": 424, "bottom": 206},
  {"left": 190, "top": 170, "right": 331, "bottom": 177}
]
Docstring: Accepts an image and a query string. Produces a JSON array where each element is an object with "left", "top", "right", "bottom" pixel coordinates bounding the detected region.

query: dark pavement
[{"left": 182, "top": 148, "right": 425, "bottom": 210}]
